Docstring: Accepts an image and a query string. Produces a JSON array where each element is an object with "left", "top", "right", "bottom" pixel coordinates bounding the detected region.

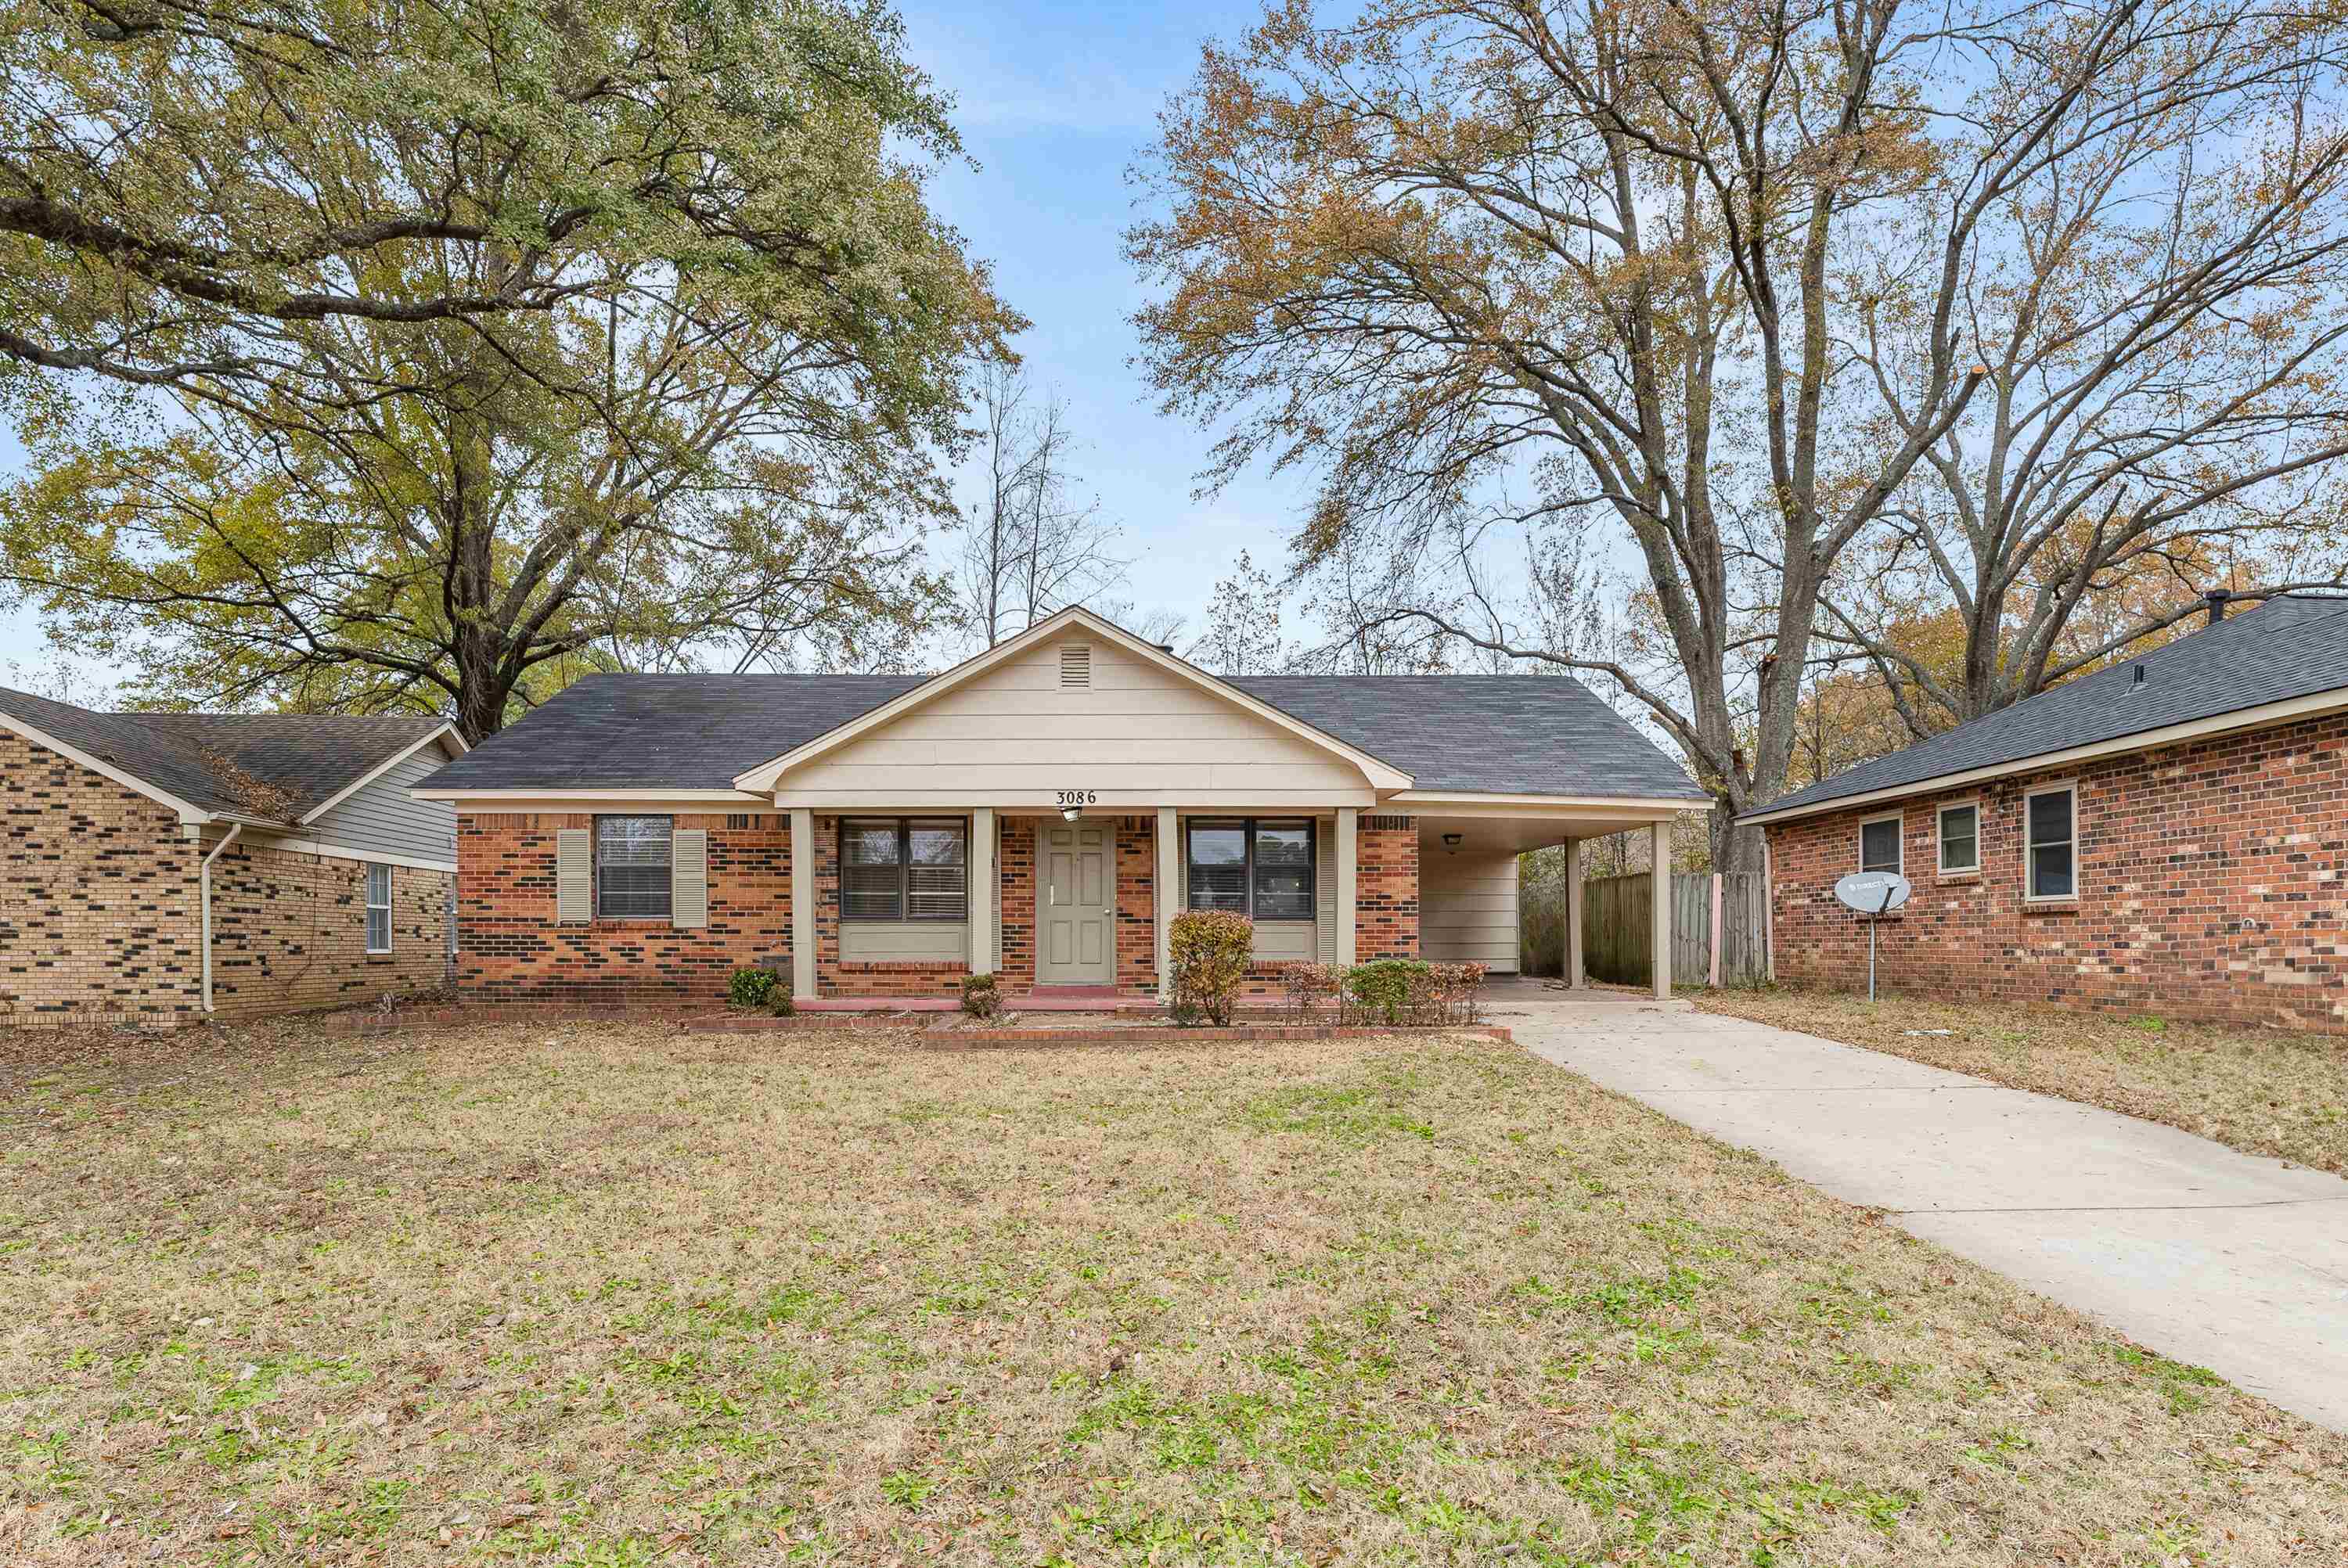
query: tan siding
[
  {"left": 1420, "top": 849, "right": 1520, "bottom": 969},
  {"left": 783, "top": 641, "right": 1368, "bottom": 801},
  {"left": 1254, "top": 921, "right": 1315, "bottom": 962},
  {"left": 841, "top": 920, "right": 969, "bottom": 962}
]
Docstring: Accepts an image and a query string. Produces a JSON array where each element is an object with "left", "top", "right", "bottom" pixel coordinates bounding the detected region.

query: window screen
[
  {"left": 1185, "top": 822, "right": 1249, "bottom": 912},
  {"left": 841, "top": 819, "right": 969, "bottom": 920},
  {"left": 364, "top": 863, "right": 392, "bottom": 952},
  {"left": 1187, "top": 819, "right": 1313, "bottom": 920},
  {"left": 596, "top": 816, "right": 673, "bottom": 919},
  {"left": 2027, "top": 790, "right": 2075, "bottom": 898},
  {"left": 1938, "top": 804, "right": 1979, "bottom": 872},
  {"left": 1859, "top": 817, "right": 1902, "bottom": 874}
]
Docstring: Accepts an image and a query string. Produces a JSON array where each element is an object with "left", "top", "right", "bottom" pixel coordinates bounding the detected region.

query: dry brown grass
[
  {"left": 2, "top": 1017, "right": 2343, "bottom": 1566},
  {"left": 1695, "top": 987, "right": 2348, "bottom": 1176}
]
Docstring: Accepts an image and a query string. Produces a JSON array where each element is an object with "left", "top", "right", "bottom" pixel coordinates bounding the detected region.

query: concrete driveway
[{"left": 1489, "top": 981, "right": 2348, "bottom": 1433}]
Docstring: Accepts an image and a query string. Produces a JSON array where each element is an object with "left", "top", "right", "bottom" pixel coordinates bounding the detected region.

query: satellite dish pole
[{"left": 1831, "top": 872, "right": 1913, "bottom": 1002}]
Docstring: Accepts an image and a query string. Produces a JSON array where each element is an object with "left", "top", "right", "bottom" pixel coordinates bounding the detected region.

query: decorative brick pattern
[
  {"left": 0, "top": 731, "right": 202, "bottom": 1026},
  {"left": 0, "top": 730, "right": 451, "bottom": 1027},
  {"left": 1765, "top": 710, "right": 2348, "bottom": 1032},
  {"left": 1115, "top": 815, "right": 1158, "bottom": 991},
  {"left": 1357, "top": 815, "right": 1420, "bottom": 960},
  {"left": 209, "top": 843, "right": 451, "bottom": 1020},
  {"left": 457, "top": 811, "right": 790, "bottom": 1003}
]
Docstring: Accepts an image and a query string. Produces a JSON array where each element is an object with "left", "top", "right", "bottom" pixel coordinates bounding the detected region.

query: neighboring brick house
[
  {"left": 1745, "top": 594, "right": 2348, "bottom": 1033},
  {"left": 0, "top": 689, "right": 465, "bottom": 1027},
  {"left": 415, "top": 605, "right": 1709, "bottom": 1006}
]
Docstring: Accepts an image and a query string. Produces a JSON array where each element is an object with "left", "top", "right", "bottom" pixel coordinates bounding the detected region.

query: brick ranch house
[
  {"left": 1746, "top": 593, "right": 2348, "bottom": 1033},
  {"left": 0, "top": 689, "right": 464, "bottom": 1026},
  {"left": 413, "top": 606, "right": 1708, "bottom": 1005}
]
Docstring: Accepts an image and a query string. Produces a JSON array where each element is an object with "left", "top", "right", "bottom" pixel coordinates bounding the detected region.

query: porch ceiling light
[
  {"left": 1442, "top": 833, "right": 1463, "bottom": 851},
  {"left": 1061, "top": 805, "right": 1082, "bottom": 822}
]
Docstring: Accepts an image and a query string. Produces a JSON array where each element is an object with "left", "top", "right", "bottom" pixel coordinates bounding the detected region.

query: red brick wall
[
  {"left": 1115, "top": 816, "right": 1158, "bottom": 991},
  {"left": 457, "top": 811, "right": 791, "bottom": 1003},
  {"left": 1358, "top": 815, "right": 1420, "bottom": 960},
  {"left": 1765, "top": 710, "right": 2348, "bottom": 1032},
  {"left": 0, "top": 731, "right": 203, "bottom": 1027},
  {"left": 208, "top": 843, "right": 451, "bottom": 1020},
  {"left": 997, "top": 817, "right": 1035, "bottom": 989}
]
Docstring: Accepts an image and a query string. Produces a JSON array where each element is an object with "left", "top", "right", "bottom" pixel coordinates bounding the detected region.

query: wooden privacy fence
[{"left": 1573, "top": 871, "right": 1769, "bottom": 988}]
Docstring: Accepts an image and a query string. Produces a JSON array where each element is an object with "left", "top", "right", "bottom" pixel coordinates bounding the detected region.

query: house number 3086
[{"left": 1055, "top": 789, "right": 1097, "bottom": 807}]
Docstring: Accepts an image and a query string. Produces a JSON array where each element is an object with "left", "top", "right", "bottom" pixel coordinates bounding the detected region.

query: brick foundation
[{"left": 1765, "top": 710, "right": 2348, "bottom": 1033}]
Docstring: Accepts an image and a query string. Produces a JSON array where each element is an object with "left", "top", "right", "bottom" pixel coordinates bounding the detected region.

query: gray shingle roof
[
  {"left": 421, "top": 669, "right": 1707, "bottom": 800},
  {"left": 0, "top": 686, "right": 448, "bottom": 821},
  {"left": 1745, "top": 594, "right": 2348, "bottom": 821}
]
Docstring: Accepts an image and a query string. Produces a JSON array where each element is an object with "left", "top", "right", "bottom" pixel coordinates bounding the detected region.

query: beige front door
[{"left": 1036, "top": 822, "right": 1115, "bottom": 985}]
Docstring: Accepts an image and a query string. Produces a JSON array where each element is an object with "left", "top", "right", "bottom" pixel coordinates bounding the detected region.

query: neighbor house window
[
  {"left": 596, "top": 815, "right": 673, "bottom": 919},
  {"left": 364, "top": 863, "right": 392, "bottom": 953},
  {"left": 841, "top": 818, "right": 968, "bottom": 921},
  {"left": 1937, "top": 804, "right": 1979, "bottom": 875},
  {"left": 2025, "top": 786, "right": 2076, "bottom": 899},
  {"left": 1187, "top": 818, "right": 1314, "bottom": 921},
  {"left": 1858, "top": 814, "right": 1903, "bottom": 874}
]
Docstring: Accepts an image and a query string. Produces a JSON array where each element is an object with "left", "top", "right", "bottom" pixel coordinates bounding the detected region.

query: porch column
[
  {"left": 790, "top": 807, "right": 816, "bottom": 1001},
  {"left": 970, "top": 807, "right": 996, "bottom": 976},
  {"left": 1564, "top": 837, "right": 1584, "bottom": 989},
  {"left": 1336, "top": 807, "right": 1359, "bottom": 965},
  {"left": 1154, "top": 806, "right": 1178, "bottom": 991},
  {"left": 1650, "top": 820, "right": 1671, "bottom": 998}
]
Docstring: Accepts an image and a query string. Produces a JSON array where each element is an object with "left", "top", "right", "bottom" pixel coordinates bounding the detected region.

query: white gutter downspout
[{"left": 200, "top": 824, "right": 243, "bottom": 1015}]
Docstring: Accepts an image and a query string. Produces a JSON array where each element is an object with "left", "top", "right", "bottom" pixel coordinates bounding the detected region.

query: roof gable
[
  {"left": 731, "top": 606, "right": 1414, "bottom": 794},
  {"left": 1745, "top": 595, "right": 2348, "bottom": 823}
]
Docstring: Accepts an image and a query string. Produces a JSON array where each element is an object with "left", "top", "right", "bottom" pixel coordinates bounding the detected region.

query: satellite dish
[{"left": 1834, "top": 871, "right": 1911, "bottom": 915}]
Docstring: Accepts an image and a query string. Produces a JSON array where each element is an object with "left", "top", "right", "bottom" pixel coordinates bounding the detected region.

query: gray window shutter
[
  {"left": 1316, "top": 817, "right": 1336, "bottom": 962},
  {"left": 556, "top": 829, "right": 591, "bottom": 922},
  {"left": 672, "top": 829, "right": 708, "bottom": 928}
]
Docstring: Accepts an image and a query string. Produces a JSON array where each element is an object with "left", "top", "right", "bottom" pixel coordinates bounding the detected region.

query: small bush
[
  {"left": 1337, "top": 958, "right": 1487, "bottom": 1025},
  {"left": 961, "top": 972, "right": 1002, "bottom": 1020},
  {"left": 1281, "top": 962, "right": 1343, "bottom": 1019},
  {"left": 1169, "top": 909, "right": 1253, "bottom": 1026},
  {"left": 767, "top": 975, "right": 794, "bottom": 1016},
  {"left": 729, "top": 967, "right": 779, "bottom": 1011}
]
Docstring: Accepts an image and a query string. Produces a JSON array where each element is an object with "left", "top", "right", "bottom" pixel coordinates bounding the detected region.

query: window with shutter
[{"left": 596, "top": 815, "right": 673, "bottom": 919}]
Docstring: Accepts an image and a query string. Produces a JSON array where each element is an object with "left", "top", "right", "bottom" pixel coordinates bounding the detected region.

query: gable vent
[{"left": 1060, "top": 644, "right": 1092, "bottom": 689}]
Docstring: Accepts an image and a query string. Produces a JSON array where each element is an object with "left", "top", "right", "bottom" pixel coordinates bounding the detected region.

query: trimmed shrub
[
  {"left": 728, "top": 967, "right": 779, "bottom": 1011},
  {"left": 1169, "top": 909, "right": 1253, "bottom": 1026},
  {"left": 1280, "top": 962, "right": 1343, "bottom": 1019},
  {"left": 1342, "top": 958, "right": 1426, "bottom": 1023},
  {"left": 767, "top": 975, "right": 794, "bottom": 1016},
  {"left": 961, "top": 972, "right": 1002, "bottom": 1020}
]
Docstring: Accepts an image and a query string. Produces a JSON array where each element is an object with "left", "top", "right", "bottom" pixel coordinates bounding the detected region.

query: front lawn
[
  {"left": 2, "top": 1020, "right": 2342, "bottom": 1565},
  {"left": 1696, "top": 988, "right": 2348, "bottom": 1175}
]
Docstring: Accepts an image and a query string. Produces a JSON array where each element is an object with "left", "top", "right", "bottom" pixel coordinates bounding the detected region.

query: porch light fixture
[
  {"left": 1061, "top": 805, "right": 1082, "bottom": 822},
  {"left": 1441, "top": 833, "right": 1462, "bottom": 852}
]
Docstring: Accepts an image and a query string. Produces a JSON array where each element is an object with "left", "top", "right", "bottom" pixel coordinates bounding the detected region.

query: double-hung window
[
  {"left": 841, "top": 819, "right": 968, "bottom": 921},
  {"left": 1858, "top": 814, "right": 1903, "bottom": 875},
  {"left": 2025, "top": 786, "right": 2076, "bottom": 899},
  {"left": 596, "top": 815, "right": 673, "bottom": 919},
  {"left": 1186, "top": 818, "right": 1314, "bottom": 921},
  {"left": 1936, "top": 804, "right": 1979, "bottom": 875},
  {"left": 364, "top": 863, "right": 393, "bottom": 953}
]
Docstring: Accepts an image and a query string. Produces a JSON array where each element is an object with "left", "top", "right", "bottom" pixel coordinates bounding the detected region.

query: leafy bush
[
  {"left": 1338, "top": 958, "right": 1487, "bottom": 1025},
  {"left": 1281, "top": 962, "right": 1344, "bottom": 1019},
  {"left": 729, "top": 967, "right": 778, "bottom": 1010},
  {"left": 961, "top": 972, "right": 1002, "bottom": 1020},
  {"left": 1168, "top": 909, "right": 1253, "bottom": 1026}
]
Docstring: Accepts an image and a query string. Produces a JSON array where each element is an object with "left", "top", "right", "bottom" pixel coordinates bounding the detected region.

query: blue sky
[{"left": 0, "top": 0, "right": 1291, "bottom": 691}]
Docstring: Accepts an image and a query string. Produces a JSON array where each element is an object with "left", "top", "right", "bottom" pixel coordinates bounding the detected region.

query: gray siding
[{"left": 308, "top": 743, "right": 459, "bottom": 863}]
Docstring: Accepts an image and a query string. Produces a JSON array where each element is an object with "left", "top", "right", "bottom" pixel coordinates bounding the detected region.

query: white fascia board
[
  {"left": 729, "top": 605, "right": 1416, "bottom": 794},
  {"left": 1738, "top": 685, "right": 2348, "bottom": 828},
  {"left": 1388, "top": 791, "right": 1706, "bottom": 815},
  {"left": 0, "top": 710, "right": 215, "bottom": 822},
  {"left": 300, "top": 722, "right": 467, "bottom": 825},
  {"left": 193, "top": 822, "right": 456, "bottom": 873},
  {"left": 410, "top": 788, "right": 770, "bottom": 806}
]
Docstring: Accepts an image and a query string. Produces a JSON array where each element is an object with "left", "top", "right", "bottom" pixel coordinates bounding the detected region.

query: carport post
[
  {"left": 790, "top": 808, "right": 816, "bottom": 1001},
  {"left": 1650, "top": 821, "right": 1671, "bottom": 998},
  {"left": 1563, "top": 837, "right": 1584, "bottom": 988}
]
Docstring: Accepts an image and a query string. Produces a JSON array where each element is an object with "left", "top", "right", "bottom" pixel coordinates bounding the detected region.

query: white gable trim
[
  {"left": 0, "top": 710, "right": 220, "bottom": 824},
  {"left": 729, "top": 606, "right": 1415, "bottom": 794},
  {"left": 300, "top": 722, "right": 468, "bottom": 825}
]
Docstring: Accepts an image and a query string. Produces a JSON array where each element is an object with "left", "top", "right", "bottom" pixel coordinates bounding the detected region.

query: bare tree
[
  {"left": 1130, "top": 0, "right": 2348, "bottom": 869},
  {"left": 1188, "top": 550, "right": 1289, "bottom": 674},
  {"left": 956, "top": 365, "right": 1130, "bottom": 648}
]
